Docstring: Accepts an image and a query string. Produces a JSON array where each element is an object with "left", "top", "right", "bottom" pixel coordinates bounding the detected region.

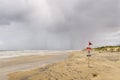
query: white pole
[{"left": 87, "top": 53, "right": 90, "bottom": 67}]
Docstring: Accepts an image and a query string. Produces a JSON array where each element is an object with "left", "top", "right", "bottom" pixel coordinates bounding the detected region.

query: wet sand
[{"left": 0, "top": 53, "right": 69, "bottom": 80}]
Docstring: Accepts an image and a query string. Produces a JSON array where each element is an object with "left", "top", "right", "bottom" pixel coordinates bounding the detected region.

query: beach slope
[{"left": 9, "top": 51, "right": 120, "bottom": 80}]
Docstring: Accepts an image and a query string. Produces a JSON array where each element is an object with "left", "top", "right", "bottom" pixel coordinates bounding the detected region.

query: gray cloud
[{"left": 0, "top": 0, "right": 119, "bottom": 50}]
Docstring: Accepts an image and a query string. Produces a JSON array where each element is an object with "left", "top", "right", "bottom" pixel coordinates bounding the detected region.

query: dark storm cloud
[{"left": 0, "top": 0, "right": 119, "bottom": 50}]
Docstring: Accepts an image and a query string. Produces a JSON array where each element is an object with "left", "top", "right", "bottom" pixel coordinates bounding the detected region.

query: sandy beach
[
  {"left": 0, "top": 52, "right": 69, "bottom": 80},
  {"left": 8, "top": 51, "right": 120, "bottom": 80}
]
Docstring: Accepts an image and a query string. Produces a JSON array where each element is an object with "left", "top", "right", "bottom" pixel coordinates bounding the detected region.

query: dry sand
[
  {"left": 9, "top": 51, "right": 120, "bottom": 80},
  {"left": 0, "top": 53, "right": 68, "bottom": 80}
]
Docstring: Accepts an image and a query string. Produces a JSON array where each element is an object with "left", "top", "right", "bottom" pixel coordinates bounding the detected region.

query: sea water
[{"left": 0, "top": 50, "right": 67, "bottom": 59}]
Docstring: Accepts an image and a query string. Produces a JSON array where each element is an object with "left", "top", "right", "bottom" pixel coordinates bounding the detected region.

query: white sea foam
[
  {"left": 0, "top": 50, "right": 79, "bottom": 59},
  {"left": 0, "top": 50, "right": 70, "bottom": 59}
]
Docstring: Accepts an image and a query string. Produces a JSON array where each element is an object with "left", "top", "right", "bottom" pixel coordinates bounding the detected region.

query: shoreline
[
  {"left": 0, "top": 50, "right": 71, "bottom": 59},
  {"left": 0, "top": 52, "right": 69, "bottom": 80}
]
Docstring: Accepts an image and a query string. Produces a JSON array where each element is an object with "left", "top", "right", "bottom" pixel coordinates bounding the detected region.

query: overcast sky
[{"left": 0, "top": 0, "right": 119, "bottom": 50}]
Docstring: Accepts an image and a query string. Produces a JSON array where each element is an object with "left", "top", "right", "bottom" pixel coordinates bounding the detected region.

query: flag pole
[
  {"left": 88, "top": 57, "right": 89, "bottom": 67},
  {"left": 86, "top": 42, "right": 92, "bottom": 68},
  {"left": 88, "top": 53, "right": 90, "bottom": 67}
]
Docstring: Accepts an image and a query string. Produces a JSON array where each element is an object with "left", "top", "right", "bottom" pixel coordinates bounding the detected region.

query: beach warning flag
[{"left": 89, "top": 42, "right": 92, "bottom": 45}]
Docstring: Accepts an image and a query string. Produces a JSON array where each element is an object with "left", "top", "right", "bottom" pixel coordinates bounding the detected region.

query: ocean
[{"left": 0, "top": 50, "right": 67, "bottom": 59}]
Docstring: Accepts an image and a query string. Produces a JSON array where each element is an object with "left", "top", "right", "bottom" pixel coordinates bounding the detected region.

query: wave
[{"left": 0, "top": 50, "right": 67, "bottom": 59}]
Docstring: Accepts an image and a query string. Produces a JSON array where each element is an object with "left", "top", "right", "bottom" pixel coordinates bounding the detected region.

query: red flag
[
  {"left": 89, "top": 42, "right": 92, "bottom": 45},
  {"left": 86, "top": 47, "right": 91, "bottom": 51}
]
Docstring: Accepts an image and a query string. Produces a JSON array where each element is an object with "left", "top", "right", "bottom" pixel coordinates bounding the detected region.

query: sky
[{"left": 0, "top": 0, "right": 119, "bottom": 50}]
